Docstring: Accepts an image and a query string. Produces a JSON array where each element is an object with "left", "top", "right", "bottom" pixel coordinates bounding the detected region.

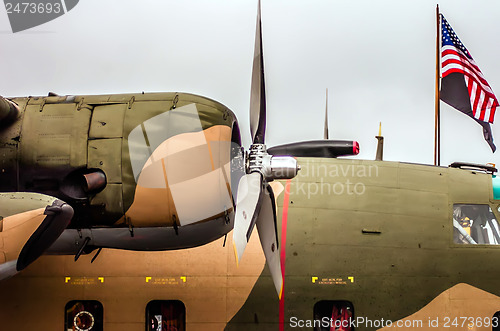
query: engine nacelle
[
  {"left": 1, "top": 93, "right": 243, "bottom": 253},
  {"left": 0, "top": 193, "right": 72, "bottom": 280}
]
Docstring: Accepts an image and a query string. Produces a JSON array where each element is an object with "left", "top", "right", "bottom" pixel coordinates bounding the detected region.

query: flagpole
[
  {"left": 324, "top": 88, "right": 329, "bottom": 139},
  {"left": 434, "top": 4, "right": 441, "bottom": 166}
]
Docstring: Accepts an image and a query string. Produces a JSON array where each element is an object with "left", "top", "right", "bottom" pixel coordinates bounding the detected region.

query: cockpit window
[{"left": 453, "top": 204, "right": 500, "bottom": 245}]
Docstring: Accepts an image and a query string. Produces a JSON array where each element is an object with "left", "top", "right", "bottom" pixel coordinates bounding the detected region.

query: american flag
[{"left": 441, "top": 14, "right": 498, "bottom": 124}]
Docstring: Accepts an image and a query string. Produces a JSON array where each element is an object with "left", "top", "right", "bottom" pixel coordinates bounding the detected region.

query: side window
[
  {"left": 453, "top": 204, "right": 500, "bottom": 245},
  {"left": 146, "top": 300, "right": 186, "bottom": 331},
  {"left": 65, "top": 300, "right": 103, "bottom": 331},
  {"left": 313, "top": 300, "right": 354, "bottom": 331}
]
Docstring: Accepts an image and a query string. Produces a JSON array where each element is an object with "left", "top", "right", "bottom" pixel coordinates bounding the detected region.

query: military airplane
[{"left": 2, "top": 1, "right": 500, "bottom": 330}]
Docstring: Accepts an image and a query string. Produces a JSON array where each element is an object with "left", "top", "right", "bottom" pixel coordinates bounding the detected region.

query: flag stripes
[{"left": 441, "top": 15, "right": 498, "bottom": 124}]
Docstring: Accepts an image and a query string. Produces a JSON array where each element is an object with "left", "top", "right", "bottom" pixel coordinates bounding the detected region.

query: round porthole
[{"left": 74, "top": 310, "right": 95, "bottom": 331}]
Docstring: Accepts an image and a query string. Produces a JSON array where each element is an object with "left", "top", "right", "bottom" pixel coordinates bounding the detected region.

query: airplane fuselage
[{"left": 1, "top": 157, "right": 500, "bottom": 330}]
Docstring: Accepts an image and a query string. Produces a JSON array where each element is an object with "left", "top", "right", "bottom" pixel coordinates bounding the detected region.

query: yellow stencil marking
[
  {"left": 180, "top": 276, "right": 187, "bottom": 283},
  {"left": 98, "top": 277, "right": 104, "bottom": 283},
  {"left": 65, "top": 277, "right": 71, "bottom": 283},
  {"left": 146, "top": 277, "right": 152, "bottom": 283},
  {"left": 348, "top": 276, "right": 354, "bottom": 283},
  {"left": 312, "top": 277, "right": 318, "bottom": 283}
]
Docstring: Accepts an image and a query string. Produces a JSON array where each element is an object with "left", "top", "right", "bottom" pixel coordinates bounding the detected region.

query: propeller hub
[{"left": 247, "top": 144, "right": 299, "bottom": 181}]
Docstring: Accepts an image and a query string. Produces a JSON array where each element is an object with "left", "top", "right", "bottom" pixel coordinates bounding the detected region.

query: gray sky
[{"left": 1, "top": 0, "right": 500, "bottom": 166}]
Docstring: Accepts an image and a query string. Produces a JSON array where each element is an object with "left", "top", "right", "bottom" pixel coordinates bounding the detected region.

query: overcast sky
[{"left": 1, "top": 0, "right": 499, "bottom": 167}]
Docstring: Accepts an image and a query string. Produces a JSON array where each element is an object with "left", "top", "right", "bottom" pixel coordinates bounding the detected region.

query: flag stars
[{"left": 441, "top": 18, "right": 470, "bottom": 57}]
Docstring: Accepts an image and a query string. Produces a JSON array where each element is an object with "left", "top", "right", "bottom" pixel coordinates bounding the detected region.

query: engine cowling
[
  {"left": 2, "top": 93, "right": 243, "bottom": 253},
  {"left": 48, "top": 96, "right": 244, "bottom": 253}
]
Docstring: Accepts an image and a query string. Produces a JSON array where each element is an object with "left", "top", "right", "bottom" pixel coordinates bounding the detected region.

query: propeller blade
[
  {"left": 268, "top": 140, "right": 360, "bottom": 158},
  {"left": 249, "top": 0, "right": 266, "bottom": 145},
  {"left": 256, "top": 185, "right": 283, "bottom": 298},
  {"left": 233, "top": 172, "right": 264, "bottom": 265},
  {"left": 17, "top": 199, "right": 73, "bottom": 270}
]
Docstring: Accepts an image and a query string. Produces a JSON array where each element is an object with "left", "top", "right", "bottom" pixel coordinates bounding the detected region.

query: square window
[
  {"left": 313, "top": 300, "right": 354, "bottom": 331},
  {"left": 146, "top": 300, "right": 185, "bottom": 331}
]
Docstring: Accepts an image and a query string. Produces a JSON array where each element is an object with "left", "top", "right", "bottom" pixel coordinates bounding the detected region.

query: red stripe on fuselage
[{"left": 279, "top": 179, "right": 292, "bottom": 331}]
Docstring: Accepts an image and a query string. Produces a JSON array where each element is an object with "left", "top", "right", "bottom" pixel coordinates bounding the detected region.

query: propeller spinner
[{"left": 232, "top": 0, "right": 300, "bottom": 298}]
